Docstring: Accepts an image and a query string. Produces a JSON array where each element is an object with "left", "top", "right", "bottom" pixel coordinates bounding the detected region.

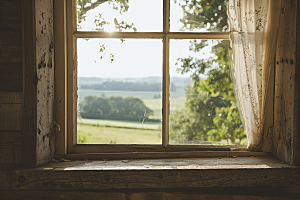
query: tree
[
  {"left": 77, "top": 0, "right": 136, "bottom": 62},
  {"left": 80, "top": 96, "right": 111, "bottom": 119},
  {"left": 170, "top": 0, "right": 246, "bottom": 145},
  {"left": 79, "top": 95, "right": 154, "bottom": 121},
  {"left": 77, "top": 0, "right": 132, "bottom": 29}
]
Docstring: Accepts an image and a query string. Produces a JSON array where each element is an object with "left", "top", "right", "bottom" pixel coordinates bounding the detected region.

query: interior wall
[
  {"left": 0, "top": 0, "right": 22, "bottom": 168},
  {"left": 273, "top": 0, "right": 300, "bottom": 165}
]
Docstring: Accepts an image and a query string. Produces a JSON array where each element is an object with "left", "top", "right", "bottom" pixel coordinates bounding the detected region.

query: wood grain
[
  {"left": 35, "top": 0, "right": 55, "bottom": 167},
  {"left": 0, "top": 64, "right": 22, "bottom": 92},
  {"left": 0, "top": 31, "right": 22, "bottom": 46},
  {"left": 72, "top": 144, "right": 246, "bottom": 154},
  {"left": 0, "top": 44, "right": 22, "bottom": 64},
  {"left": 1, "top": 190, "right": 299, "bottom": 200},
  {"left": 0, "top": 104, "right": 22, "bottom": 131},
  {"left": 22, "top": 0, "right": 37, "bottom": 168},
  {"left": 0, "top": 31, "right": 22, "bottom": 64},
  {"left": 22, "top": 0, "right": 55, "bottom": 167},
  {"left": 0, "top": 92, "right": 22, "bottom": 104},
  {"left": 54, "top": 0, "right": 67, "bottom": 155},
  {"left": 2, "top": 157, "right": 300, "bottom": 190},
  {"left": 0, "top": 145, "right": 22, "bottom": 165},
  {"left": 0, "top": 132, "right": 22, "bottom": 146},
  {"left": 50, "top": 156, "right": 296, "bottom": 170},
  {"left": 58, "top": 151, "right": 267, "bottom": 161},
  {"left": 273, "top": 0, "right": 299, "bottom": 165},
  {"left": 295, "top": 0, "right": 300, "bottom": 166},
  {"left": 0, "top": 0, "right": 22, "bottom": 31}
]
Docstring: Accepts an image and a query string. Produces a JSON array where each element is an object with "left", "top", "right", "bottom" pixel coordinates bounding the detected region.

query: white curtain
[{"left": 228, "top": 0, "right": 281, "bottom": 150}]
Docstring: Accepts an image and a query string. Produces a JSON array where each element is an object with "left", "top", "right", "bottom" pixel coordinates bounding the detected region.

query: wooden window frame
[{"left": 55, "top": 0, "right": 251, "bottom": 157}]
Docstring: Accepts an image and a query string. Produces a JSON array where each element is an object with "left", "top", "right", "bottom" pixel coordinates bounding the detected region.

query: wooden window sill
[{"left": 1, "top": 156, "right": 300, "bottom": 190}]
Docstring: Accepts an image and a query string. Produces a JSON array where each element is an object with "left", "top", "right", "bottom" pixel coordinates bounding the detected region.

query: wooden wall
[
  {"left": 22, "top": 0, "right": 55, "bottom": 168},
  {"left": 0, "top": 0, "right": 55, "bottom": 168},
  {"left": 0, "top": 0, "right": 22, "bottom": 168},
  {"left": 273, "top": 0, "right": 300, "bottom": 165}
]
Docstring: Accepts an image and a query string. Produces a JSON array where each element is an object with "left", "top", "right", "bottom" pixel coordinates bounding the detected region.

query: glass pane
[
  {"left": 169, "top": 39, "right": 247, "bottom": 145},
  {"left": 171, "top": 0, "right": 229, "bottom": 32},
  {"left": 76, "top": 0, "right": 162, "bottom": 32},
  {"left": 77, "top": 39, "right": 162, "bottom": 144}
]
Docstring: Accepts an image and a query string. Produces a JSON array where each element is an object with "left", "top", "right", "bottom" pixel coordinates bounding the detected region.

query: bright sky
[{"left": 77, "top": 0, "right": 211, "bottom": 78}]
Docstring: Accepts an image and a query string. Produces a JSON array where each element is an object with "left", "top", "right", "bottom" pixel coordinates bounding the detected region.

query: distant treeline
[
  {"left": 79, "top": 95, "right": 160, "bottom": 122},
  {"left": 80, "top": 81, "right": 176, "bottom": 92}
]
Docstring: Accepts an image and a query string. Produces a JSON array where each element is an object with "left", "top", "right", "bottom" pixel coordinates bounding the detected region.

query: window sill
[{"left": 1, "top": 156, "right": 300, "bottom": 190}]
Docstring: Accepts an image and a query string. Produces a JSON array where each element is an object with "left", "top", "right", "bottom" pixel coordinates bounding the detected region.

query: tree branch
[{"left": 82, "top": 0, "right": 108, "bottom": 14}]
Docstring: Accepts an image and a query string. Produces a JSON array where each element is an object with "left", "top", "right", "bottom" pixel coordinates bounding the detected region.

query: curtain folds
[{"left": 228, "top": 0, "right": 281, "bottom": 150}]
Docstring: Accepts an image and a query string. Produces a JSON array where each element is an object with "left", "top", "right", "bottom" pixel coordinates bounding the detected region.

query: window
[{"left": 61, "top": 0, "right": 247, "bottom": 154}]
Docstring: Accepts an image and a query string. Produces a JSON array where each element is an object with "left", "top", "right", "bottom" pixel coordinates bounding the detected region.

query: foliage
[
  {"left": 76, "top": 0, "right": 136, "bottom": 62},
  {"left": 176, "top": 0, "right": 229, "bottom": 32},
  {"left": 170, "top": 0, "right": 246, "bottom": 145},
  {"left": 77, "top": 0, "right": 129, "bottom": 24},
  {"left": 80, "top": 95, "right": 155, "bottom": 122}
]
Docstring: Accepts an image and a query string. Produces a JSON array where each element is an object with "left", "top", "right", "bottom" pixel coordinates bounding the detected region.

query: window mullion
[{"left": 162, "top": 0, "right": 170, "bottom": 147}]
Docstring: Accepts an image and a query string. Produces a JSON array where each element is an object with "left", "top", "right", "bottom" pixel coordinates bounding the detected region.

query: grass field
[
  {"left": 78, "top": 118, "right": 161, "bottom": 130},
  {"left": 77, "top": 89, "right": 189, "bottom": 144},
  {"left": 77, "top": 123, "right": 161, "bottom": 144}
]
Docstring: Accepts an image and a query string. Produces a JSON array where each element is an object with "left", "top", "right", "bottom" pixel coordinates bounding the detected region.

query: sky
[{"left": 77, "top": 0, "right": 213, "bottom": 78}]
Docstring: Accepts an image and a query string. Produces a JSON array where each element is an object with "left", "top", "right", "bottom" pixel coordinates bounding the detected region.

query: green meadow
[
  {"left": 77, "top": 122, "right": 161, "bottom": 144},
  {"left": 77, "top": 89, "right": 186, "bottom": 144}
]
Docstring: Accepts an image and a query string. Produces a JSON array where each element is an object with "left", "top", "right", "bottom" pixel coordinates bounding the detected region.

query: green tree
[
  {"left": 80, "top": 96, "right": 111, "bottom": 119},
  {"left": 170, "top": 0, "right": 246, "bottom": 144},
  {"left": 76, "top": 0, "right": 136, "bottom": 62},
  {"left": 79, "top": 95, "right": 154, "bottom": 121}
]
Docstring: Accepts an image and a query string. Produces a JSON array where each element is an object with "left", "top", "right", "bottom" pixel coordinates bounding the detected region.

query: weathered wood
[
  {"left": 0, "top": 0, "right": 22, "bottom": 10},
  {"left": 0, "top": 31, "right": 22, "bottom": 46},
  {"left": 22, "top": 0, "right": 37, "bottom": 168},
  {"left": 0, "top": 104, "right": 22, "bottom": 131},
  {"left": 0, "top": 92, "right": 22, "bottom": 104},
  {"left": 0, "top": 132, "right": 22, "bottom": 146},
  {"left": 0, "top": 145, "right": 22, "bottom": 165},
  {"left": 0, "top": 19, "right": 22, "bottom": 32},
  {"left": 273, "top": 0, "right": 299, "bottom": 165},
  {"left": 0, "top": 44, "right": 22, "bottom": 64},
  {"left": 72, "top": 144, "right": 246, "bottom": 154},
  {"left": 66, "top": 0, "right": 77, "bottom": 153},
  {"left": 54, "top": 0, "right": 67, "bottom": 154},
  {"left": 1, "top": 190, "right": 299, "bottom": 200},
  {"left": 0, "top": 0, "right": 22, "bottom": 31},
  {"left": 35, "top": 0, "right": 55, "bottom": 166},
  {"left": 2, "top": 157, "right": 300, "bottom": 190},
  {"left": 0, "top": 64, "right": 22, "bottom": 91},
  {"left": 295, "top": 0, "right": 300, "bottom": 166},
  {"left": 58, "top": 151, "right": 267, "bottom": 161},
  {"left": 22, "top": 0, "right": 55, "bottom": 167},
  {"left": 51, "top": 156, "right": 296, "bottom": 170},
  {"left": 0, "top": 31, "right": 22, "bottom": 64}
]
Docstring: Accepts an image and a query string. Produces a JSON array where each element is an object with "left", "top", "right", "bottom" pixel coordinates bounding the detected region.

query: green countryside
[{"left": 76, "top": 0, "right": 248, "bottom": 145}]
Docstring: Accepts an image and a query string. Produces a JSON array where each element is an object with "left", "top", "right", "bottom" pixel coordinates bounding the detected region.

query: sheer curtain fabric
[{"left": 228, "top": 0, "right": 280, "bottom": 150}]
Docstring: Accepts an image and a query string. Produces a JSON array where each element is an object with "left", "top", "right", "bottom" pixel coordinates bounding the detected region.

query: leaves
[
  {"left": 170, "top": 0, "right": 246, "bottom": 144},
  {"left": 79, "top": 95, "right": 154, "bottom": 121},
  {"left": 94, "top": 13, "right": 110, "bottom": 31},
  {"left": 178, "top": 0, "right": 229, "bottom": 32},
  {"left": 77, "top": 0, "right": 136, "bottom": 63},
  {"left": 113, "top": 18, "right": 137, "bottom": 32}
]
